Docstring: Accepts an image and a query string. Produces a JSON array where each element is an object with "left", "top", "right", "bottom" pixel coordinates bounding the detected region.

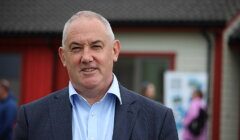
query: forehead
[
  {"left": 71, "top": 16, "right": 105, "bottom": 27},
  {"left": 68, "top": 17, "right": 108, "bottom": 37},
  {"left": 64, "top": 17, "right": 111, "bottom": 46}
]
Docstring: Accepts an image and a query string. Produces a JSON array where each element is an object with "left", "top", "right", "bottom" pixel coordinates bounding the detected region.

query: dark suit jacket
[{"left": 14, "top": 85, "right": 178, "bottom": 140}]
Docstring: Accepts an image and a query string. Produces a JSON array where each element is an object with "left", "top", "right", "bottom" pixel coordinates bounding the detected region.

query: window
[
  {"left": 114, "top": 53, "right": 174, "bottom": 102},
  {"left": 0, "top": 53, "right": 21, "bottom": 102}
]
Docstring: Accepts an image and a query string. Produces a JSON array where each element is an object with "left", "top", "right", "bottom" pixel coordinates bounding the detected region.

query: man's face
[
  {"left": 145, "top": 84, "right": 156, "bottom": 99},
  {"left": 0, "top": 85, "right": 6, "bottom": 100},
  {"left": 59, "top": 17, "right": 120, "bottom": 91}
]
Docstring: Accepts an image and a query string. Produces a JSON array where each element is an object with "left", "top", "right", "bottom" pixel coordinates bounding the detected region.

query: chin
[
  {"left": 81, "top": 79, "right": 100, "bottom": 88},
  {"left": 82, "top": 83, "right": 99, "bottom": 90}
]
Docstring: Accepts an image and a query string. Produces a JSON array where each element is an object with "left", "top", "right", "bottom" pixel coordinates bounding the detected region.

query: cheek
[
  {"left": 71, "top": 54, "right": 81, "bottom": 63},
  {"left": 97, "top": 55, "right": 113, "bottom": 73},
  {"left": 66, "top": 55, "right": 80, "bottom": 69},
  {"left": 103, "top": 53, "right": 114, "bottom": 66},
  {"left": 93, "top": 49, "right": 114, "bottom": 69}
]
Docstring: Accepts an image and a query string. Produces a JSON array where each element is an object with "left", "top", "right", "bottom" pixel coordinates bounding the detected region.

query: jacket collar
[
  {"left": 48, "top": 88, "right": 72, "bottom": 140},
  {"left": 48, "top": 85, "right": 140, "bottom": 140},
  {"left": 112, "top": 85, "right": 140, "bottom": 140}
]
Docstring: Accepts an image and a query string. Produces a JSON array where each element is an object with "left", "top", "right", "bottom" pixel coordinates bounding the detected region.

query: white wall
[
  {"left": 221, "top": 18, "right": 240, "bottom": 140},
  {"left": 115, "top": 32, "right": 208, "bottom": 72},
  {"left": 221, "top": 40, "right": 240, "bottom": 140}
]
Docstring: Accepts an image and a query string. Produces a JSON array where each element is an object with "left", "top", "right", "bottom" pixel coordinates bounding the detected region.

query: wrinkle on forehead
[
  {"left": 64, "top": 18, "right": 113, "bottom": 48},
  {"left": 63, "top": 16, "right": 114, "bottom": 48}
]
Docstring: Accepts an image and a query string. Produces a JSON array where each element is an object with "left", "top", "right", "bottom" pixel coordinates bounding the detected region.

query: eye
[
  {"left": 92, "top": 44, "right": 102, "bottom": 50},
  {"left": 71, "top": 47, "right": 81, "bottom": 53},
  {"left": 69, "top": 44, "right": 83, "bottom": 53}
]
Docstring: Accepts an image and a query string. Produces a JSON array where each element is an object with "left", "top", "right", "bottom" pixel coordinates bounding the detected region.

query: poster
[{"left": 164, "top": 71, "right": 208, "bottom": 139}]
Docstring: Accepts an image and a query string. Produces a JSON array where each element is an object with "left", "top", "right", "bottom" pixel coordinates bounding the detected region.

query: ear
[
  {"left": 112, "top": 40, "right": 121, "bottom": 62},
  {"left": 58, "top": 46, "right": 67, "bottom": 67}
]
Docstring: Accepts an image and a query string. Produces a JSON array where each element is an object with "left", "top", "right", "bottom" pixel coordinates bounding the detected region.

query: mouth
[{"left": 81, "top": 67, "right": 97, "bottom": 73}]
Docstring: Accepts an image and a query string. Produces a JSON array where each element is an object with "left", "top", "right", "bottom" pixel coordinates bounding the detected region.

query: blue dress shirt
[{"left": 69, "top": 74, "right": 122, "bottom": 140}]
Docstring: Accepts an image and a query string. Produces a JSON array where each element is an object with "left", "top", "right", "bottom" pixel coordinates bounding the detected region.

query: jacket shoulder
[
  {"left": 22, "top": 88, "right": 68, "bottom": 110},
  {"left": 119, "top": 85, "right": 178, "bottom": 139},
  {"left": 120, "top": 85, "right": 170, "bottom": 113}
]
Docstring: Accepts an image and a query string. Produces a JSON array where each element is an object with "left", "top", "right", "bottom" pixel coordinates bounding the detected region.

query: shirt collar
[
  {"left": 107, "top": 74, "right": 122, "bottom": 104},
  {"left": 68, "top": 74, "right": 122, "bottom": 106}
]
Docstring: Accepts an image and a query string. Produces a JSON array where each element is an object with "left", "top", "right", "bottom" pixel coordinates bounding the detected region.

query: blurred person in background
[
  {"left": 182, "top": 89, "right": 207, "bottom": 140},
  {"left": 141, "top": 81, "right": 156, "bottom": 99},
  {"left": 14, "top": 11, "right": 178, "bottom": 140},
  {"left": 0, "top": 79, "right": 17, "bottom": 140}
]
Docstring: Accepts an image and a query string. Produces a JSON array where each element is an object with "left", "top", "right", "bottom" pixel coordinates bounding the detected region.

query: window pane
[
  {"left": 114, "top": 55, "right": 172, "bottom": 103},
  {"left": 114, "top": 57, "right": 134, "bottom": 90},
  {"left": 0, "top": 53, "right": 21, "bottom": 102}
]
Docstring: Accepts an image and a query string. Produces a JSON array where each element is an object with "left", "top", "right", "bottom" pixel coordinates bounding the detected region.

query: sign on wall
[{"left": 164, "top": 71, "right": 208, "bottom": 139}]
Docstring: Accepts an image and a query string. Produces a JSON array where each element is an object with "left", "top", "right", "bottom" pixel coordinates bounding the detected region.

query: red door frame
[{"left": 211, "top": 32, "right": 223, "bottom": 140}]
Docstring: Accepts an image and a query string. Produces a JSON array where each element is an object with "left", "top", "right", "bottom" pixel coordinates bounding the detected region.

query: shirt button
[
  {"left": 89, "top": 137, "right": 94, "bottom": 140},
  {"left": 91, "top": 112, "right": 95, "bottom": 117}
]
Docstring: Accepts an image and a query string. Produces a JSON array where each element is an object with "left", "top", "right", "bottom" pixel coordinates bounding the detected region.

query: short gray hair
[{"left": 62, "top": 11, "right": 115, "bottom": 47}]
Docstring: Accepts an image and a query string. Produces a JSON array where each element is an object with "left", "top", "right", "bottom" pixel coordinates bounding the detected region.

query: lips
[{"left": 81, "top": 67, "right": 97, "bottom": 73}]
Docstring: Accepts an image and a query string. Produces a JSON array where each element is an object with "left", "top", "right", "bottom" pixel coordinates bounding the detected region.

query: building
[{"left": 0, "top": 0, "right": 239, "bottom": 139}]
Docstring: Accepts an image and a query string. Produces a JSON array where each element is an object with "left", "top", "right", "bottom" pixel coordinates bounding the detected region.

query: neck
[
  {"left": 80, "top": 87, "right": 108, "bottom": 105},
  {"left": 75, "top": 76, "right": 113, "bottom": 105}
]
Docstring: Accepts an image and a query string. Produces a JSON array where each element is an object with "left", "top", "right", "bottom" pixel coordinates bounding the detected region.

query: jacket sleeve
[
  {"left": 0, "top": 101, "right": 17, "bottom": 137},
  {"left": 159, "top": 108, "right": 179, "bottom": 140},
  {"left": 13, "top": 106, "right": 28, "bottom": 140}
]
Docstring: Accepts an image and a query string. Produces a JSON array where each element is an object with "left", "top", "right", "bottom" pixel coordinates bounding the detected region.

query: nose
[{"left": 80, "top": 48, "right": 93, "bottom": 64}]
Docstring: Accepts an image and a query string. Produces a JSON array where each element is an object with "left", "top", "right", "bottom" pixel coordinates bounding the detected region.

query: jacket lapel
[
  {"left": 48, "top": 88, "right": 72, "bottom": 140},
  {"left": 112, "top": 86, "right": 140, "bottom": 140}
]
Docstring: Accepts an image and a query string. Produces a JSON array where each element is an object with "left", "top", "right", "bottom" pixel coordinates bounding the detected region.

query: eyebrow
[
  {"left": 69, "top": 40, "right": 104, "bottom": 48},
  {"left": 70, "top": 42, "right": 83, "bottom": 47},
  {"left": 90, "top": 40, "right": 104, "bottom": 45}
]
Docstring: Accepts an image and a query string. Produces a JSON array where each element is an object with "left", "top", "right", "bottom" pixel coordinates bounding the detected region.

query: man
[
  {"left": 0, "top": 79, "right": 17, "bottom": 140},
  {"left": 14, "top": 11, "right": 178, "bottom": 140}
]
